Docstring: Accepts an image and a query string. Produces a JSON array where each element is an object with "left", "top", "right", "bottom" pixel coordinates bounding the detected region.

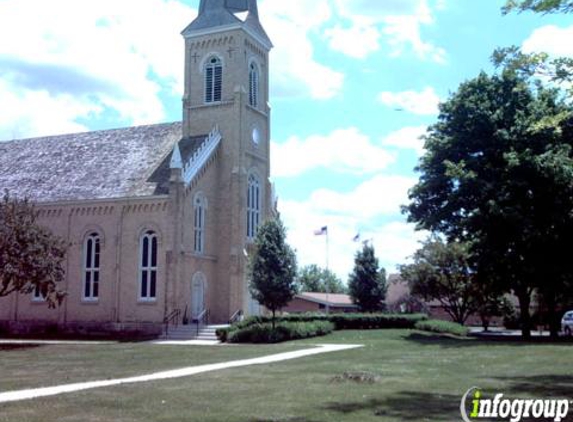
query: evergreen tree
[
  {"left": 0, "top": 191, "right": 66, "bottom": 307},
  {"left": 248, "top": 218, "right": 297, "bottom": 328},
  {"left": 348, "top": 244, "right": 386, "bottom": 312}
]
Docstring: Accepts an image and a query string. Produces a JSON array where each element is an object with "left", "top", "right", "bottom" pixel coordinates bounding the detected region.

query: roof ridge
[{"left": 1, "top": 121, "right": 183, "bottom": 144}]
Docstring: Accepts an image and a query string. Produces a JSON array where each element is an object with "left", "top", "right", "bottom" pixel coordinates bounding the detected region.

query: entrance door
[{"left": 191, "top": 273, "right": 205, "bottom": 318}]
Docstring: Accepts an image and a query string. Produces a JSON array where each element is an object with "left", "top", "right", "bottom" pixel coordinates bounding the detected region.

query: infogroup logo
[{"left": 461, "top": 387, "right": 570, "bottom": 422}]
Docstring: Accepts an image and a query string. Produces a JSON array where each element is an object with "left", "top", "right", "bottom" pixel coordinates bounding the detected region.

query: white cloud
[
  {"left": 260, "top": 0, "right": 344, "bottom": 99},
  {"left": 271, "top": 127, "right": 395, "bottom": 178},
  {"left": 522, "top": 25, "right": 573, "bottom": 57},
  {"left": 378, "top": 86, "right": 441, "bottom": 115},
  {"left": 381, "top": 126, "right": 428, "bottom": 156},
  {"left": 328, "top": 0, "right": 447, "bottom": 63},
  {"left": 309, "top": 174, "right": 417, "bottom": 219},
  {"left": 324, "top": 20, "right": 381, "bottom": 59},
  {"left": 0, "top": 79, "right": 94, "bottom": 140},
  {"left": 0, "top": 0, "right": 193, "bottom": 140},
  {"left": 279, "top": 174, "right": 424, "bottom": 280}
]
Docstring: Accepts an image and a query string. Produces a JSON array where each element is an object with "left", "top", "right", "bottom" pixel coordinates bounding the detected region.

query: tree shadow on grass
[
  {"left": 253, "top": 418, "right": 321, "bottom": 422},
  {"left": 324, "top": 391, "right": 460, "bottom": 421},
  {"left": 403, "top": 332, "right": 572, "bottom": 349},
  {"left": 0, "top": 344, "right": 42, "bottom": 352},
  {"left": 493, "top": 375, "right": 573, "bottom": 398}
]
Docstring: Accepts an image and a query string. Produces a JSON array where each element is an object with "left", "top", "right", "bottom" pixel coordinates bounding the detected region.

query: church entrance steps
[{"left": 161, "top": 324, "right": 227, "bottom": 341}]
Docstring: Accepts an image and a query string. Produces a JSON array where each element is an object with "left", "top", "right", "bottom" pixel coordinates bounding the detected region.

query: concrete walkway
[{"left": 0, "top": 344, "right": 362, "bottom": 404}]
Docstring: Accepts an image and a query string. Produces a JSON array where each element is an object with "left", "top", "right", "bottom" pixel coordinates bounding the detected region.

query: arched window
[
  {"left": 139, "top": 230, "right": 158, "bottom": 301},
  {"left": 249, "top": 62, "right": 259, "bottom": 108},
  {"left": 247, "top": 173, "right": 261, "bottom": 239},
  {"left": 83, "top": 233, "right": 100, "bottom": 301},
  {"left": 32, "top": 284, "right": 44, "bottom": 302},
  {"left": 194, "top": 194, "right": 206, "bottom": 254},
  {"left": 205, "top": 56, "right": 222, "bottom": 103}
]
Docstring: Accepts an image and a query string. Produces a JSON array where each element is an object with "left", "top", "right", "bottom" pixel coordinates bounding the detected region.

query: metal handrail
[
  {"left": 194, "top": 309, "right": 210, "bottom": 337},
  {"left": 164, "top": 309, "right": 181, "bottom": 335},
  {"left": 229, "top": 309, "right": 243, "bottom": 325}
]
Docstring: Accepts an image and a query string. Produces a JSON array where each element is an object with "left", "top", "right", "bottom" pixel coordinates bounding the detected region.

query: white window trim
[
  {"left": 82, "top": 233, "right": 100, "bottom": 302},
  {"left": 193, "top": 194, "right": 206, "bottom": 254},
  {"left": 139, "top": 231, "right": 158, "bottom": 302},
  {"left": 31, "top": 284, "right": 45, "bottom": 302},
  {"left": 247, "top": 173, "right": 261, "bottom": 239},
  {"left": 249, "top": 61, "right": 259, "bottom": 108},
  {"left": 204, "top": 56, "right": 223, "bottom": 104}
]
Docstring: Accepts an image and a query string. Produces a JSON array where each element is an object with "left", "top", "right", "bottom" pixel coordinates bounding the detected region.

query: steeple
[{"left": 182, "top": 0, "right": 271, "bottom": 48}]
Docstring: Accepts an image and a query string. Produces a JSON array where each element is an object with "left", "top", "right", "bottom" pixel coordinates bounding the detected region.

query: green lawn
[{"left": 1, "top": 330, "right": 571, "bottom": 422}]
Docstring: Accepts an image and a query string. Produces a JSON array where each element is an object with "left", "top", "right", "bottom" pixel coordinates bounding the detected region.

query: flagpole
[{"left": 325, "top": 228, "right": 330, "bottom": 315}]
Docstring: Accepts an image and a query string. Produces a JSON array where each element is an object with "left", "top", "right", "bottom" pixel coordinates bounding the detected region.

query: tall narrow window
[
  {"left": 249, "top": 62, "right": 259, "bottom": 108},
  {"left": 205, "top": 56, "right": 222, "bottom": 103},
  {"left": 83, "top": 233, "right": 100, "bottom": 301},
  {"left": 139, "top": 230, "right": 158, "bottom": 301},
  {"left": 247, "top": 173, "right": 261, "bottom": 239},
  {"left": 194, "top": 194, "right": 206, "bottom": 254}
]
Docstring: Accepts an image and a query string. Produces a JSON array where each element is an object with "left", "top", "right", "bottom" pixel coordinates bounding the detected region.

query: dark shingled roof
[{"left": 0, "top": 122, "right": 208, "bottom": 203}]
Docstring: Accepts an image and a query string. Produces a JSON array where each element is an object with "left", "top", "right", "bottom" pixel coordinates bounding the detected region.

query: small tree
[
  {"left": 0, "top": 191, "right": 67, "bottom": 307},
  {"left": 400, "top": 237, "right": 505, "bottom": 326},
  {"left": 248, "top": 218, "right": 297, "bottom": 328},
  {"left": 348, "top": 244, "right": 387, "bottom": 312},
  {"left": 296, "top": 264, "right": 347, "bottom": 294}
]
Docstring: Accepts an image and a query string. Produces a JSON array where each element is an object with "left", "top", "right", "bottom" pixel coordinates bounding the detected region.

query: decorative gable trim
[{"left": 181, "top": 125, "right": 222, "bottom": 188}]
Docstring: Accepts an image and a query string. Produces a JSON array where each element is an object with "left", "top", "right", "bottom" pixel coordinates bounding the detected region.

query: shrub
[
  {"left": 414, "top": 319, "right": 469, "bottom": 337},
  {"left": 223, "top": 321, "right": 334, "bottom": 344},
  {"left": 226, "top": 313, "right": 427, "bottom": 332}
]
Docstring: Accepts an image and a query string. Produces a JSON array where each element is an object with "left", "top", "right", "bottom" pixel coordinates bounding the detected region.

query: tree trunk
[
  {"left": 517, "top": 292, "right": 532, "bottom": 340},
  {"left": 546, "top": 292, "right": 559, "bottom": 340},
  {"left": 272, "top": 309, "right": 276, "bottom": 331}
]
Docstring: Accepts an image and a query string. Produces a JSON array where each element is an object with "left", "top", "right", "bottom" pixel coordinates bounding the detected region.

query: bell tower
[{"left": 180, "top": 0, "right": 273, "bottom": 320}]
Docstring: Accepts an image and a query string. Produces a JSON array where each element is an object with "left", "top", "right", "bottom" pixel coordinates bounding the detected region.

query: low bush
[
  {"left": 227, "top": 313, "right": 428, "bottom": 332},
  {"left": 222, "top": 320, "right": 335, "bottom": 344},
  {"left": 414, "top": 319, "right": 469, "bottom": 337}
]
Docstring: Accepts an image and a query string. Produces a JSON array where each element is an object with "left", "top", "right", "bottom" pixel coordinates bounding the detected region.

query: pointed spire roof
[
  {"left": 170, "top": 142, "right": 183, "bottom": 169},
  {"left": 182, "top": 0, "right": 272, "bottom": 49}
]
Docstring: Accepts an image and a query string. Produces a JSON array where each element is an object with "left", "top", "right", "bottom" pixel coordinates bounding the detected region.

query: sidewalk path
[{"left": 0, "top": 344, "right": 362, "bottom": 404}]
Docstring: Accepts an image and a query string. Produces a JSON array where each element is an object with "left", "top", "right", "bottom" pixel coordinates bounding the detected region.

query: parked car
[{"left": 561, "top": 311, "right": 573, "bottom": 336}]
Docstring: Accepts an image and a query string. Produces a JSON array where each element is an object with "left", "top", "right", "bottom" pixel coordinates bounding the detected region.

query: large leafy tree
[
  {"left": 348, "top": 244, "right": 387, "bottom": 312},
  {"left": 248, "top": 218, "right": 297, "bottom": 328},
  {"left": 0, "top": 192, "right": 67, "bottom": 307},
  {"left": 494, "top": 1, "right": 573, "bottom": 96},
  {"left": 404, "top": 72, "right": 573, "bottom": 338},
  {"left": 503, "top": 0, "right": 573, "bottom": 14},
  {"left": 296, "top": 264, "right": 347, "bottom": 294}
]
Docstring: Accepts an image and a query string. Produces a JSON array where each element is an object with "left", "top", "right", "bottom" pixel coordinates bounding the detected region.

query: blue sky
[{"left": 0, "top": 0, "right": 571, "bottom": 281}]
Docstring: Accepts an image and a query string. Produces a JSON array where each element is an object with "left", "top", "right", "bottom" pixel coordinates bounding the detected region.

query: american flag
[{"left": 314, "top": 226, "right": 328, "bottom": 236}]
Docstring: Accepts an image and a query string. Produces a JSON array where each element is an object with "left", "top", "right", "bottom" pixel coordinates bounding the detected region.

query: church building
[{"left": 0, "top": 0, "right": 274, "bottom": 336}]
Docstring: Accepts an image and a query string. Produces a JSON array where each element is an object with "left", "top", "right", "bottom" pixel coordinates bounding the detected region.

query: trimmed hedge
[
  {"left": 414, "top": 319, "right": 469, "bottom": 337},
  {"left": 216, "top": 313, "right": 429, "bottom": 342},
  {"left": 232, "top": 313, "right": 426, "bottom": 330},
  {"left": 222, "top": 321, "right": 335, "bottom": 344}
]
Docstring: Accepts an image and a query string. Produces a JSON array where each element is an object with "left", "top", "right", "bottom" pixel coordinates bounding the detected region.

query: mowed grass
[
  {"left": 1, "top": 330, "right": 572, "bottom": 422},
  {"left": 0, "top": 341, "right": 308, "bottom": 391}
]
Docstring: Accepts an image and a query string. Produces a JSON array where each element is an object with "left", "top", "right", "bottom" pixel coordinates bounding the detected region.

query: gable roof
[
  {"left": 0, "top": 122, "right": 207, "bottom": 203},
  {"left": 296, "top": 292, "right": 358, "bottom": 308}
]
